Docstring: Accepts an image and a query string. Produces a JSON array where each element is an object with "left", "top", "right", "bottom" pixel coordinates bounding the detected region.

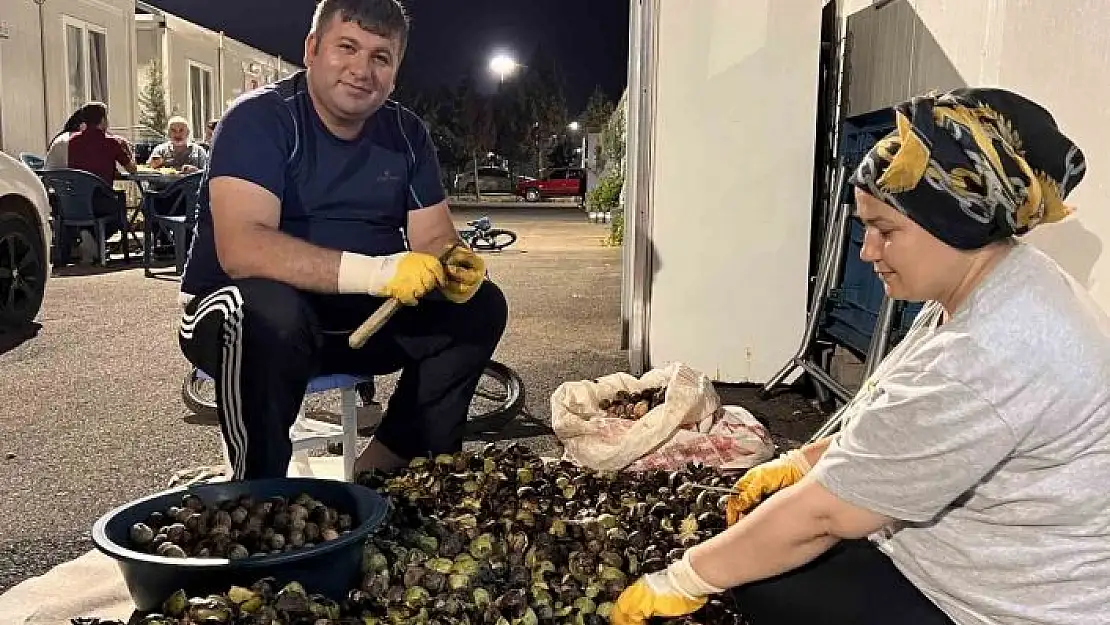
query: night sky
[{"left": 144, "top": 0, "right": 631, "bottom": 113}]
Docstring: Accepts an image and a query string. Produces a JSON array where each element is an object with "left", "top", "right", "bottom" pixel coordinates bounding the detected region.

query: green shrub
[
  {"left": 587, "top": 173, "right": 623, "bottom": 212},
  {"left": 608, "top": 209, "right": 624, "bottom": 246}
]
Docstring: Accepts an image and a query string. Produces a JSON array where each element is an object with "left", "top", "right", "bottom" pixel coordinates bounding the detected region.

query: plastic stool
[{"left": 195, "top": 370, "right": 368, "bottom": 481}]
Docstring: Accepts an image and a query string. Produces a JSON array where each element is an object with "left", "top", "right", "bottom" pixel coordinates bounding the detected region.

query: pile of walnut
[
  {"left": 127, "top": 492, "right": 354, "bottom": 559},
  {"left": 599, "top": 387, "right": 667, "bottom": 419}
]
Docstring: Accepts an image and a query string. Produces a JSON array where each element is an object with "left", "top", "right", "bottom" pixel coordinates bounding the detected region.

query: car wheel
[
  {"left": 0, "top": 209, "right": 47, "bottom": 328},
  {"left": 525, "top": 188, "right": 541, "bottom": 202}
]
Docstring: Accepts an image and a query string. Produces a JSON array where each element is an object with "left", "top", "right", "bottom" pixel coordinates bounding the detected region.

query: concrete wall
[
  {"left": 842, "top": 0, "right": 1110, "bottom": 311},
  {"left": 1, "top": 0, "right": 136, "bottom": 156},
  {"left": 626, "top": 0, "right": 822, "bottom": 382}
]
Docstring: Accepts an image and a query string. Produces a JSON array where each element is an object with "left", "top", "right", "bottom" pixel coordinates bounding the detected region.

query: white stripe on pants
[{"left": 179, "top": 286, "right": 249, "bottom": 479}]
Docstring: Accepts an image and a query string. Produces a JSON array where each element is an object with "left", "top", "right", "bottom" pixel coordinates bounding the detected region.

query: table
[{"left": 118, "top": 171, "right": 186, "bottom": 259}]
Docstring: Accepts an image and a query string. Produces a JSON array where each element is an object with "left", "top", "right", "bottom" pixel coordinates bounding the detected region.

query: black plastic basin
[{"left": 91, "top": 477, "right": 391, "bottom": 612}]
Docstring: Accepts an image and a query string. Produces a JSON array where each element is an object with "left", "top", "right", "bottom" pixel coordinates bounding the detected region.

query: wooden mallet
[{"left": 347, "top": 243, "right": 460, "bottom": 349}]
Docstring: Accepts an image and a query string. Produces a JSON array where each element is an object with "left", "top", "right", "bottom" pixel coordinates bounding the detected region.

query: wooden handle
[
  {"left": 348, "top": 298, "right": 403, "bottom": 349},
  {"left": 347, "top": 242, "right": 461, "bottom": 349}
]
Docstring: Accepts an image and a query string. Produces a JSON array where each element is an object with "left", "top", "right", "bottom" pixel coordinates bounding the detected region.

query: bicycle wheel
[
  {"left": 182, "top": 368, "right": 218, "bottom": 417},
  {"left": 465, "top": 360, "right": 525, "bottom": 435},
  {"left": 470, "top": 229, "right": 518, "bottom": 251}
]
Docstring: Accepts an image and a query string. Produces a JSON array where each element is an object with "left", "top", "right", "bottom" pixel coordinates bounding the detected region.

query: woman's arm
[{"left": 690, "top": 475, "right": 892, "bottom": 589}]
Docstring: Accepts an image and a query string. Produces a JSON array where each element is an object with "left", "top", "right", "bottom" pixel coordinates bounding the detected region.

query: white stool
[{"left": 195, "top": 370, "right": 368, "bottom": 482}]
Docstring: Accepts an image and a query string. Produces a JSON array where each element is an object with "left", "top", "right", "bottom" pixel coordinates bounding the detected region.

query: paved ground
[{"left": 0, "top": 207, "right": 625, "bottom": 592}]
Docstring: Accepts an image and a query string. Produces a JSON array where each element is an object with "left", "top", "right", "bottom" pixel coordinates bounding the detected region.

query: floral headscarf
[{"left": 850, "top": 88, "right": 1086, "bottom": 250}]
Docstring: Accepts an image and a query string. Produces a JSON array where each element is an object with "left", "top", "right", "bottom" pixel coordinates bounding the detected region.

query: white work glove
[{"left": 337, "top": 251, "right": 446, "bottom": 306}]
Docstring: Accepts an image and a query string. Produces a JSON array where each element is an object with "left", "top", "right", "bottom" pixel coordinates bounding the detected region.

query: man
[
  {"left": 65, "top": 101, "right": 137, "bottom": 263},
  {"left": 67, "top": 102, "right": 138, "bottom": 185},
  {"left": 147, "top": 116, "right": 209, "bottom": 173},
  {"left": 179, "top": 0, "right": 508, "bottom": 480}
]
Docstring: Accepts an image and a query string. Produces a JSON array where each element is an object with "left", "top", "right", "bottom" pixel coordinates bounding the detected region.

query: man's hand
[
  {"left": 611, "top": 554, "right": 723, "bottom": 625},
  {"left": 440, "top": 244, "right": 485, "bottom": 303},
  {"left": 338, "top": 251, "right": 445, "bottom": 305},
  {"left": 726, "top": 449, "right": 811, "bottom": 525}
]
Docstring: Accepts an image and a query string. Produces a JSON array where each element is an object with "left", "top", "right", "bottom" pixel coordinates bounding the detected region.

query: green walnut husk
[{"left": 78, "top": 444, "right": 750, "bottom": 625}]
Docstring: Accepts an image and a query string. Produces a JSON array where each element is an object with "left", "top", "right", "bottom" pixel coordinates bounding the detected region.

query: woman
[
  {"left": 612, "top": 87, "right": 1110, "bottom": 625},
  {"left": 43, "top": 107, "right": 89, "bottom": 169},
  {"left": 147, "top": 116, "right": 209, "bottom": 173}
]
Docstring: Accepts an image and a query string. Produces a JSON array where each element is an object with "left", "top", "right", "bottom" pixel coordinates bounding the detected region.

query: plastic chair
[
  {"left": 195, "top": 370, "right": 366, "bottom": 482},
  {"left": 142, "top": 171, "right": 204, "bottom": 276},
  {"left": 19, "top": 153, "right": 44, "bottom": 170},
  {"left": 37, "top": 169, "right": 127, "bottom": 266}
]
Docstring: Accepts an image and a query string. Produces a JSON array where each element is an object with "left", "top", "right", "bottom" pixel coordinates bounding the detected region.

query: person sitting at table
[
  {"left": 147, "top": 116, "right": 209, "bottom": 173},
  {"left": 65, "top": 101, "right": 138, "bottom": 264},
  {"left": 611, "top": 87, "right": 1110, "bottom": 625},
  {"left": 44, "top": 105, "right": 91, "bottom": 170}
]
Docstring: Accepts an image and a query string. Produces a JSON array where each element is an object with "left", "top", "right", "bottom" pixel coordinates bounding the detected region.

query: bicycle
[
  {"left": 181, "top": 360, "right": 525, "bottom": 436},
  {"left": 458, "top": 215, "right": 517, "bottom": 251}
]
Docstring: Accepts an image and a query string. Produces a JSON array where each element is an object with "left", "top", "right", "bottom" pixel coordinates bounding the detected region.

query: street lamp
[
  {"left": 568, "top": 121, "right": 580, "bottom": 132},
  {"left": 489, "top": 53, "right": 519, "bottom": 84}
]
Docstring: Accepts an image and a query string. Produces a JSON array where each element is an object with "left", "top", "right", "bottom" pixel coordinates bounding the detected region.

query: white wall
[
  {"left": 162, "top": 13, "right": 218, "bottom": 130},
  {"left": 0, "top": 1, "right": 48, "bottom": 156},
  {"left": 1, "top": 0, "right": 135, "bottom": 156},
  {"left": 220, "top": 36, "right": 290, "bottom": 111},
  {"left": 843, "top": 0, "right": 1110, "bottom": 310},
  {"left": 632, "top": 0, "right": 821, "bottom": 382},
  {"left": 134, "top": 11, "right": 300, "bottom": 139}
]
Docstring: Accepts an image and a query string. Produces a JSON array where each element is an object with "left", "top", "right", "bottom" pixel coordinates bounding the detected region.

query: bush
[
  {"left": 608, "top": 209, "right": 624, "bottom": 246},
  {"left": 587, "top": 172, "right": 623, "bottom": 212}
]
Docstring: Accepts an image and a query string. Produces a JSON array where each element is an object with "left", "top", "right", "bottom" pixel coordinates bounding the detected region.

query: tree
[
  {"left": 598, "top": 97, "right": 626, "bottom": 175},
  {"left": 580, "top": 86, "right": 616, "bottom": 134},
  {"left": 454, "top": 73, "right": 496, "bottom": 198},
  {"left": 137, "top": 61, "right": 168, "bottom": 140}
]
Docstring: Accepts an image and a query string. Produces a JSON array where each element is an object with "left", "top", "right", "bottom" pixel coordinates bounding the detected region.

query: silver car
[
  {"left": 454, "top": 167, "right": 517, "bottom": 194},
  {"left": 0, "top": 151, "right": 52, "bottom": 328}
]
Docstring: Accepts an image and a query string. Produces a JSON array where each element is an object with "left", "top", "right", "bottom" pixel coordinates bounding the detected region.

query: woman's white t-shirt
[{"left": 812, "top": 242, "right": 1110, "bottom": 625}]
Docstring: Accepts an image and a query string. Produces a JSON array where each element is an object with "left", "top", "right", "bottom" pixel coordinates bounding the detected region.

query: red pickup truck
[{"left": 515, "top": 167, "right": 586, "bottom": 202}]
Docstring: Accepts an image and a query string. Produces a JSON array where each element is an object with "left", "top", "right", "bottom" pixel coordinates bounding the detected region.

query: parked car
[
  {"left": 454, "top": 167, "right": 517, "bottom": 194},
  {"left": 0, "top": 151, "right": 51, "bottom": 328},
  {"left": 516, "top": 167, "right": 587, "bottom": 202}
]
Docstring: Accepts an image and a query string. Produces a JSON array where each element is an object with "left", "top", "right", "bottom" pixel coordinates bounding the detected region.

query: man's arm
[
  {"left": 210, "top": 176, "right": 344, "bottom": 292},
  {"left": 406, "top": 200, "right": 461, "bottom": 255},
  {"left": 688, "top": 476, "right": 892, "bottom": 589}
]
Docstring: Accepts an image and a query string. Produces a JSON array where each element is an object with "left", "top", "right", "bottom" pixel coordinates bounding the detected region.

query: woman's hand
[
  {"left": 612, "top": 554, "right": 723, "bottom": 625},
  {"left": 726, "top": 449, "right": 812, "bottom": 524}
]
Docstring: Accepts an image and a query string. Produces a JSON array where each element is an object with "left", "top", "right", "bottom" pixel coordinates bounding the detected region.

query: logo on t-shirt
[{"left": 377, "top": 169, "right": 401, "bottom": 183}]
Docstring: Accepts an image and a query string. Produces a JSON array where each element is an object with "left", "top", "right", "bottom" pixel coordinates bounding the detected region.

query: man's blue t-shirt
[{"left": 181, "top": 71, "right": 446, "bottom": 297}]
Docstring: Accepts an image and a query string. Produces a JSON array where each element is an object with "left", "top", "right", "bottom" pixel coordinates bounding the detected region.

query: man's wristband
[{"left": 337, "top": 251, "right": 401, "bottom": 295}]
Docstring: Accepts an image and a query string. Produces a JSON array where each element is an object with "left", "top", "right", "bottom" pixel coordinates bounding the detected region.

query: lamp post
[{"left": 489, "top": 53, "right": 519, "bottom": 85}]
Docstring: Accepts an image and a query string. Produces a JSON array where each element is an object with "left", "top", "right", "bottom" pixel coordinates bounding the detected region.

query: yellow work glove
[
  {"left": 611, "top": 553, "right": 724, "bottom": 625},
  {"left": 725, "top": 448, "right": 811, "bottom": 525},
  {"left": 440, "top": 244, "right": 486, "bottom": 304},
  {"left": 336, "top": 251, "right": 446, "bottom": 306}
]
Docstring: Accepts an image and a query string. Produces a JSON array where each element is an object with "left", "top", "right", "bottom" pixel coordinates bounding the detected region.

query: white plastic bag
[{"left": 550, "top": 363, "right": 775, "bottom": 471}]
